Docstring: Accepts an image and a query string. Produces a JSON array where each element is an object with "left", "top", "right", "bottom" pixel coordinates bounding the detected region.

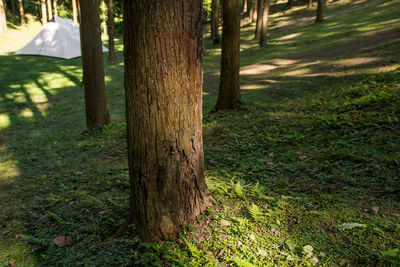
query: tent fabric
[{"left": 15, "top": 16, "right": 108, "bottom": 59}]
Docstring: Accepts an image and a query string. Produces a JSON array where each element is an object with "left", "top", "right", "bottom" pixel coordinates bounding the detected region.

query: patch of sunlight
[
  {"left": 20, "top": 108, "right": 34, "bottom": 118},
  {"left": 284, "top": 68, "right": 312, "bottom": 76},
  {"left": 0, "top": 114, "right": 10, "bottom": 129},
  {"left": 336, "top": 57, "right": 381, "bottom": 67},
  {"left": 203, "top": 92, "right": 210, "bottom": 96},
  {"left": 118, "top": 62, "right": 124, "bottom": 66},
  {"left": 275, "top": 33, "right": 302, "bottom": 41},
  {"left": 0, "top": 150, "right": 20, "bottom": 182},
  {"left": 4, "top": 92, "right": 26, "bottom": 103},
  {"left": 26, "top": 87, "right": 48, "bottom": 103},
  {"left": 241, "top": 64, "right": 278, "bottom": 75},
  {"left": 364, "top": 64, "right": 400, "bottom": 74},
  {"left": 241, "top": 84, "right": 264, "bottom": 90}
]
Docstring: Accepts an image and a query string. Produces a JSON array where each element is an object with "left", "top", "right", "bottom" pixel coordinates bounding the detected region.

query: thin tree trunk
[
  {"left": 101, "top": 0, "right": 106, "bottom": 35},
  {"left": 315, "top": 0, "right": 324, "bottom": 22},
  {"left": 255, "top": 0, "right": 263, "bottom": 39},
  {"left": 123, "top": 0, "right": 210, "bottom": 242},
  {"left": 250, "top": 0, "right": 257, "bottom": 23},
  {"left": 47, "top": 0, "right": 52, "bottom": 19},
  {"left": 18, "top": 0, "right": 24, "bottom": 27},
  {"left": 211, "top": 0, "right": 219, "bottom": 44},
  {"left": 72, "top": 0, "right": 77, "bottom": 24},
  {"left": 307, "top": 0, "right": 313, "bottom": 8},
  {"left": 259, "top": 0, "right": 269, "bottom": 47},
  {"left": 243, "top": 0, "right": 248, "bottom": 13},
  {"left": 80, "top": 0, "right": 111, "bottom": 128},
  {"left": 10, "top": 0, "right": 15, "bottom": 14},
  {"left": 41, "top": 0, "right": 47, "bottom": 25},
  {"left": 53, "top": 0, "right": 57, "bottom": 16},
  {"left": 107, "top": 0, "right": 115, "bottom": 61},
  {"left": 76, "top": 0, "right": 81, "bottom": 24},
  {"left": 215, "top": 0, "right": 241, "bottom": 110},
  {"left": 0, "top": 0, "right": 6, "bottom": 33}
]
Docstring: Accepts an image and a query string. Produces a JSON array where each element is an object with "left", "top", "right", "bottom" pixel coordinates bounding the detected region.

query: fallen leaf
[
  {"left": 296, "top": 150, "right": 303, "bottom": 154},
  {"left": 310, "top": 257, "right": 319, "bottom": 264},
  {"left": 371, "top": 206, "right": 379, "bottom": 215},
  {"left": 268, "top": 162, "right": 275, "bottom": 166},
  {"left": 269, "top": 152, "right": 274, "bottom": 157},
  {"left": 15, "top": 234, "right": 20, "bottom": 239},
  {"left": 65, "top": 236, "right": 74, "bottom": 246},
  {"left": 299, "top": 155, "right": 307, "bottom": 160},
  {"left": 220, "top": 219, "right": 230, "bottom": 227},
  {"left": 8, "top": 259, "right": 16, "bottom": 265},
  {"left": 53, "top": 236, "right": 66, "bottom": 247},
  {"left": 339, "top": 259, "right": 350, "bottom": 266}
]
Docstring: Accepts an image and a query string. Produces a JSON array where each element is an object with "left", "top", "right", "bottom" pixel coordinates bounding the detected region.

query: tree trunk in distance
[
  {"left": 307, "top": 0, "right": 313, "bottom": 8},
  {"left": 255, "top": 0, "right": 263, "bottom": 39},
  {"left": 315, "top": 0, "right": 324, "bottom": 22},
  {"left": 243, "top": 0, "right": 248, "bottom": 13},
  {"left": 211, "top": 0, "right": 219, "bottom": 44},
  {"left": 215, "top": 0, "right": 241, "bottom": 110},
  {"left": 10, "top": 0, "right": 15, "bottom": 14},
  {"left": 287, "top": 0, "right": 293, "bottom": 8},
  {"left": 101, "top": 0, "right": 106, "bottom": 35},
  {"left": 80, "top": 0, "right": 111, "bottom": 128},
  {"left": 123, "top": 0, "right": 210, "bottom": 242},
  {"left": 0, "top": 0, "right": 6, "bottom": 33},
  {"left": 259, "top": 0, "right": 269, "bottom": 47},
  {"left": 76, "top": 0, "right": 81, "bottom": 24},
  {"left": 107, "top": 0, "right": 115, "bottom": 61},
  {"left": 251, "top": 0, "right": 257, "bottom": 23},
  {"left": 53, "top": 0, "right": 57, "bottom": 16},
  {"left": 72, "top": 0, "right": 77, "bottom": 24},
  {"left": 18, "top": 0, "right": 24, "bottom": 27},
  {"left": 47, "top": 0, "right": 52, "bottom": 20},
  {"left": 41, "top": 0, "right": 47, "bottom": 25}
]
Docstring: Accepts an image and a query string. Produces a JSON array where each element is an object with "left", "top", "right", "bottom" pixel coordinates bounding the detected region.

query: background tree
[
  {"left": 101, "top": 0, "right": 106, "bottom": 35},
  {"left": 10, "top": 0, "right": 15, "bottom": 14},
  {"left": 72, "top": 0, "right": 77, "bottom": 24},
  {"left": 243, "top": 0, "right": 248, "bottom": 13},
  {"left": 250, "top": 0, "right": 257, "bottom": 23},
  {"left": 53, "top": 0, "right": 57, "bottom": 16},
  {"left": 47, "top": 0, "right": 52, "bottom": 19},
  {"left": 18, "top": 0, "right": 24, "bottom": 27},
  {"left": 287, "top": 0, "right": 293, "bottom": 8},
  {"left": 80, "top": 0, "right": 110, "bottom": 128},
  {"left": 255, "top": 0, "right": 263, "bottom": 38},
  {"left": 315, "top": 0, "right": 324, "bottom": 22},
  {"left": 259, "top": 0, "right": 270, "bottom": 47},
  {"left": 41, "top": 0, "right": 46, "bottom": 25},
  {"left": 307, "top": 0, "right": 313, "bottom": 8},
  {"left": 0, "top": 0, "right": 6, "bottom": 33},
  {"left": 211, "top": 0, "right": 220, "bottom": 44},
  {"left": 123, "top": 0, "right": 210, "bottom": 241},
  {"left": 215, "top": 0, "right": 241, "bottom": 110},
  {"left": 107, "top": 0, "right": 115, "bottom": 61}
]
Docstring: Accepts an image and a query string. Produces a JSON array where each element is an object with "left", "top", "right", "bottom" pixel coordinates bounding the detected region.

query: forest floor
[{"left": 0, "top": 0, "right": 399, "bottom": 266}]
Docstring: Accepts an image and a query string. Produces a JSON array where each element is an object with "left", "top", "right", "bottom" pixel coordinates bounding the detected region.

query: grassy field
[{"left": 0, "top": 0, "right": 399, "bottom": 266}]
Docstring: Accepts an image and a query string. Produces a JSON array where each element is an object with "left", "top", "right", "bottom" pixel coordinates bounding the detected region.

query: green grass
[{"left": 1, "top": 0, "right": 400, "bottom": 266}]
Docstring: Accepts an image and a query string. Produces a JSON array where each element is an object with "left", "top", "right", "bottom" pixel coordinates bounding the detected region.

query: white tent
[{"left": 15, "top": 16, "right": 108, "bottom": 59}]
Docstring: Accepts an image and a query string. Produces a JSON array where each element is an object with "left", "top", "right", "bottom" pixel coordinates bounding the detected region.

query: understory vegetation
[{"left": 0, "top": 0, "right": 399, "bottom": 266}]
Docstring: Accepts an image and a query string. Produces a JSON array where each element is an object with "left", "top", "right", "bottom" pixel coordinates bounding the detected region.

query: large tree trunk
[
  {"left": 53, "top": 0, "right": 57, "bottom": 16},
  {"left": 47, "top": 0, "right": 52, "bottom": 19},
  {"left": 18, "top": 0, "right": 24, "bottom": 27},
  {"left": 123, "top": 0, "right": 210, "bottom": 242},
  {"left": 41, "top": 0, "right": 47, "bottom": 25},
  {"left": 315, "top": 0, "right": 324, "bottom": 22},
  {"left": 250, "top": 0, "right": 257, "bottom": 23},
  {"left": 101, "top": 0, "right": 106, "bottom": 35},
  {"left": 215, "top": 0, "right": 241, "bottom": 110},
  {"left": 0, "top": 0, "right": 6, "bottom": 33},
  {"left": 107, "top": 0, "right": 115, "bottom": 61},
  {"left": 80, "top": 0, "right": 110, "bottom": 128},
  {"left": 211, "top": 0, "right": 219, "bottom": 44},
  {"left": 254, "top": 0, "right": 263, "bottom": 39},
  {"left": 259, "top": 0, "right": 269, "bottom": 47},
  {"left": 72, "top": 0, "right": 77, "bottom": 24}
]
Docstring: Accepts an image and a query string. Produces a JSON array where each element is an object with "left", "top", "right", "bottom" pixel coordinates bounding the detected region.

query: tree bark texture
[
  {"left": 107, "top": 0, "right": 115, "bottom": 61},
  {"left": 47, "top": 0, "right": 52, "bottom": 19},
  {"left": 123, "top": 0, "right": 210, "bottom": 242},
  {"left": 41, "top": 0, "right": 47, "bottom": 25},
  {"left": 250, "top": 0, "right": 257, "bottom": 23},
  {"left": 315, "top": 0, "right": 324, "bottom": 22},
  {"left": 53, "top": 0, "right": 57, "bottom": 16},
  {"left": 18, "top": 0, "right": 24, "bottom": 27},
  {"left": 80, "top": 0, "right": 110, "bottom": 128},
  {"left": 255, "top": 0, "right": 263, "bottom": 39},
  {"left": 215, "top": 0, "right": 241, "bottom": 110},
  {"left": 259, "top": 0, "right": 269, "bottom": 47},
  {"left": 0, "top": 0, "right": 6, "bottom": 33},
  {"left": 211, "top": 0, "right": 219, "bottom": 42},
  {"left": 72, "top": 0, "right": 77, "bottom": 24}
]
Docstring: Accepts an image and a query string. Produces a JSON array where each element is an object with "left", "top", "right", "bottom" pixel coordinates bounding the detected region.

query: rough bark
[
  {"left": 255, "top": 0, "right": 263, "bottom": 39},
  {"left": 123, "top": 0, "right": 210, "bottom": 242},
  {"left": 250, "top": 0, "right": 257, "bottom": 23},
  {"left": 80, "top": 0, "right": 111, "bottom": 128},
  {"left": 41, "top": 0, "right": 47, "bottom": 25},
  {"left": 72, "top": 0, "right": 77, "bottom": 24},
  {"left": 107, "top": 0, "right": 115, "bottom": 61},
  {"left": 53, "top": 0, "right": 57, "bottom": 16},
  {"left": 215, "top": 0, "right": 241, "bottom": 110},
  {"left": 0, "top": 0, "right": 6, "bottom": 33},
  {"left": 315, "top": 0, "right": 324, "bottom": 22},
  {"left": 259, "top": 0, "right": 269, "bottom": 47},
  {"left": 47, "top": 0, "right": 52, "bottom": 19},
  {"left": 211, "top": 0, "right": 219, "bottom": 44},
  {"left": 18, "top": 0, "right": 24, "bottom": 27},
  {"left": 101, "top": 0, "right": 106, "bottom": 35}
]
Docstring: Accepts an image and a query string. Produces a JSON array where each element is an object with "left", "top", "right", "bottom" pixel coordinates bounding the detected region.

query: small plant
[{"left": 248, "top": 203, "right": 264, "bottom": 222}]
